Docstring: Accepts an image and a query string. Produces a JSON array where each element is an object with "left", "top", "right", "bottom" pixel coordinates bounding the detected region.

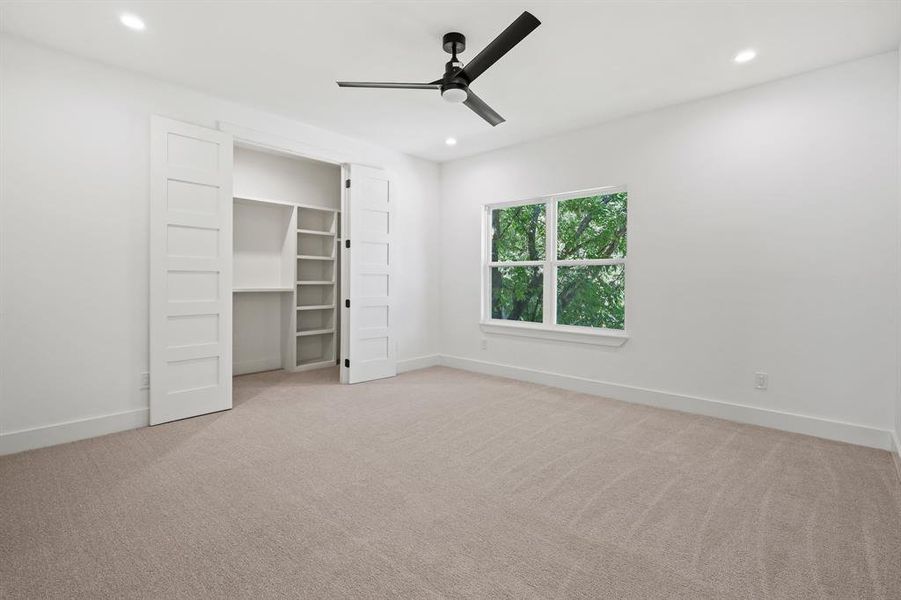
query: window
[{"left": 483, "top": 187, "right": 628, "bottom": 345}]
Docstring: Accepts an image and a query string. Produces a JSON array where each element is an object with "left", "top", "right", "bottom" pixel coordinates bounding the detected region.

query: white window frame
[{"left": 480, "top": 186, "right": 629, "bottom": 347}]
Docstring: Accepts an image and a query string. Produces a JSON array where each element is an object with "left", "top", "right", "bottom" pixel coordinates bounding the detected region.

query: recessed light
[
  {"left": 120, "top": 13, "right": 146, "bottom": 31},
  {"left": 733, "top": 49, "right": 756, "bottom": 64},
  {"left": 445, "top": 137, "right": 457, "bottom": 146}
]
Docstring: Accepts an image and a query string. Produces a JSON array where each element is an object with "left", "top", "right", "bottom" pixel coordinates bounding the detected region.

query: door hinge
[
  {"left": 345, "top": 179, "right": 351, "bottom": 188},
  {"left": 345, "top": 299, "right": 350, "bottom": 308},
  {"left": 344, "top": 359, "right": 350, "bottom": 368},
  {"left": 345, "top": 239, "right": 350, "bottom": 249}
]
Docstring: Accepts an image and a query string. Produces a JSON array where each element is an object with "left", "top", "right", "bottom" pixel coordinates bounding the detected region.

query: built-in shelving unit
[
  {"left": 231, "top": 196, "right": 341, "bottom": 374},
  {"left": 230, "top": 198, "right": 342, "bottom": 374},
  {"left": 230, "top": 145, "right": 343, "bottom": 377},
  {"left": 294, "top": 205, "right": 341, "bottom": 372},
  {"left": 231, "top": 197, "right": 297, "bottom": 375}
]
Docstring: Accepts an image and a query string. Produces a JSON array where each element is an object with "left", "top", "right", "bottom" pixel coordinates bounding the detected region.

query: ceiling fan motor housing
[{"left": 441, "top": 32, "right": 469, "bottom": 102}]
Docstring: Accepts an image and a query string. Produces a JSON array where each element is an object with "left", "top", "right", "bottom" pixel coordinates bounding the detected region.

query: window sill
[{"left": 479, "top": 320, "right": 629, "bottom": 347}]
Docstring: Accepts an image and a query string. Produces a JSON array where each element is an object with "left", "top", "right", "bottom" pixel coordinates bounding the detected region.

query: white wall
[
  {"left": 0, "top": 36, "right": 440, "bottom": 452},
  {"left": 896, "top": 43, "right": 901, "bottom": 462},
  {"left": 234, "top": 147, "right": 340, "bottom": 210},
  {"left": 440, "top": 52, "right": 900, "bottom": 448}
]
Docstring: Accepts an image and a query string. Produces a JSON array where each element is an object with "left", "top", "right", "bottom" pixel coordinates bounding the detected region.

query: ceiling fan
[{"left": 337, "top": 11, "right": 541, "bottom": 127}]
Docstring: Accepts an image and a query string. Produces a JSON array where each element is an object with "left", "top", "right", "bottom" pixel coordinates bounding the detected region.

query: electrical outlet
[
  {"left": 754, "top": 371, "right": 768, "bottom": 391},
  {"left": 480, "top": 339, "right": 487, "bottom": 350},
  {"left": 139, "top": 372, "right": 150, "bottom": 390}
]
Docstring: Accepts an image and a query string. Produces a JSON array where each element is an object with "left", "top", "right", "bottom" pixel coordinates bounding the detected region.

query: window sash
[
  {"left": 483, "top": 188, "right": 627, "bottom": 332},
  {"left": 489, "top": 258, "right": 625, "bottom": 267}
]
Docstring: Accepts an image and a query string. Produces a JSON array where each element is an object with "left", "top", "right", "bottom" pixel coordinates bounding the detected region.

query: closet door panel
[
  {"left": 150, "top": 116, "right": 233, "bottom": 425},
  {"left": 341, "top": 164, "right": 396, "bottom": 384}
]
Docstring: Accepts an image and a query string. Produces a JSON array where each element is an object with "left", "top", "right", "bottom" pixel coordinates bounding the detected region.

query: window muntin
[{"left": 485, "top": 188, "right": 627, "bottom": 333}]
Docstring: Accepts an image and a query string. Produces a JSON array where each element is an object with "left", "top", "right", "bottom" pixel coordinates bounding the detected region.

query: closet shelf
[
  {"left": 296, "top": 358, "right": 336, "bottom": 369},
  {"left": 296, "top": 280, "right": 335, "bottom": 286},
  {"left": 297, "top": 228, "right": 335, "bottom": 236},
  {"left": 296, "top": 328, "right": 335, "bottom": 337},
  {"left": 299, "top": 205, "right": 339, "bottom": 213},
  {"left": 297, "top": 255, "right": 335, "bottom": 261},
  {"left": 296, "top": 304, "right": 335, "bottom": 311},
  {"left": 233, "top": 287, "right": 293, "bottom": 293},
  {"left": 234, "top": 195, "right": 297, "bottom": 208}
]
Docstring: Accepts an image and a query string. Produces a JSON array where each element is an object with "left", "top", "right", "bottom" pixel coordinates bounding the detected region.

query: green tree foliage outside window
[
  {"left": 557, "top": 192, "right": 626, "bottom": 329},
  {"left": 490, "top": 204, "right": 546, "bottom": 323},
  {"left": 557, "top": 264, "right": 624, "bottom": 329},
  {"left": 556, "top": 193, "right": 627, "bottom": 260},
  {"left": 491, "top": 204, "right": 546, "bottom": 262},
  {"left": 490, "top": 191, "right": 627, "bottom": 330},
  {"left": 491, "top": 266, "right": 543, "bottom": 323}
]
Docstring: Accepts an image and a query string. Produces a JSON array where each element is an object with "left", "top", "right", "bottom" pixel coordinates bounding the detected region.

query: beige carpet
[{"left": 2, "top": 366, "right": 900, "bottom": 599}]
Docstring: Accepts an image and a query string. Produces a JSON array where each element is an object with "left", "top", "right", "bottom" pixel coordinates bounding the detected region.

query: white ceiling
[{"left": 2, "top": 1, "right": 899, "bottom": 162}]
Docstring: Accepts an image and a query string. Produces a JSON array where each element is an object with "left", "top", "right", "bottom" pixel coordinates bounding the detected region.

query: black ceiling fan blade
[
  {"left": 336, "top": 81, "right": 441, "bottom": 89},
  {"left": 458, "top": 11, "right": 540, "bottom": 84},
  {"left": 463, "top": 89, "right": 505, "bottom": 126}
]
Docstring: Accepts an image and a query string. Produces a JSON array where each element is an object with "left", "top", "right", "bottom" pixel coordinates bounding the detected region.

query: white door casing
[
  {"left": 150, "top": 116, "right": 233, "bottom": 424},
  {"left": 340, "top": 165, "right": 396, "bottom": 384}
]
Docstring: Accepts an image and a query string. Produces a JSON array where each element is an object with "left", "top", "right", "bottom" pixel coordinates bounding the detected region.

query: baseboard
[
  {"left": 2, "top": 355, "right": 888, "bottom": 458},
  {"left": 397, "top": 354, "right": 441, "bottom": 373},
  {"left": 0, "top": 357, "right": 441, "bottom": 456},
  {"left": 234, "top": 356, "right": 283, "bottom": 376},
  {"left": 439, "top": 355, "right": 894, "bottom": 451},
  {"left": 0, "top": 408, "right": 149, "bottom": 456},
  {"left": 891, "top": 431, "right": 901, "bottom": 485}
]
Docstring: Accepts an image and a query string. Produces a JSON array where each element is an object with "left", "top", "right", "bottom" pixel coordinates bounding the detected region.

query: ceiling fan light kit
[
  {"left": 337, "top": 11, "right": 541, "bottom": 126},
  {"left": 441, "top": 84, "right": 468, "bottom": 104}
]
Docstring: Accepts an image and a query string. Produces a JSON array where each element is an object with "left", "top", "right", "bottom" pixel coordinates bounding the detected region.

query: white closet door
[
  {"left": 341, "top": 165, "right": 396, "bottom": 384},
  {"left": 150, "top": 116, "right": 233, "bottom": 425}
]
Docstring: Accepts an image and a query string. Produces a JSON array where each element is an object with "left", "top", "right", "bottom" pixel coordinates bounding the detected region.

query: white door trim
[{"left": 218, "top": 122, "right": 344, "bottom": 167}]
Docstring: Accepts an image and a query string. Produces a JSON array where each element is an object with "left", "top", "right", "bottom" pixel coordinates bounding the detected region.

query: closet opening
[{"left": 232, "top": 144, "right": 342, "bottom": 380}]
